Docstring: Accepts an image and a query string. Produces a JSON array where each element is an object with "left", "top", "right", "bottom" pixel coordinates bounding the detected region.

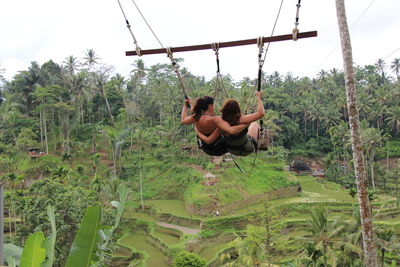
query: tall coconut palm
[
  {"left": 375, "top": 59, "right": 385, "bottom": 76},
  {"left": 321, "top": 104, "right": 341, "bottom": 130},
  {"left": 93, "top": 66, "right": 115, "bottom": 125},
  {"left": 368, "top": 103, "right": 387, "bottom": 131},
  {"left": 361, "top": 127, "right": 383, "bottom": 190},
  {"left": 130, "top": 59, "right": 147, "bottom": 85},
  {"left": 329, "top": 120, "right": 350, "bottom": 161},
  {"left": 62, "top": 56, "right": 80, "bottom": 74},
  {"left": 15, "top": 62, "right": 44, "bottom": 115},
  {"left": 335, "top": 0, "right": 378, "bottom": 265},
  {"left": 317, "top": 70, "right": 328, "bottom": 82},
  {"left": 83, "top": 49, "right": 100, "bottom": 70}
]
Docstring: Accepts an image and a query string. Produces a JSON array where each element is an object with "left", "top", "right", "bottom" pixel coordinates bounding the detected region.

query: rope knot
[
  {"left": 135, "top": 46, "right": 142, "bottom": 56},
  {"left": 211, "top": 42, "right": 220, "bottom": 55},
  {"left": 257, "top": 36, "right": 264, "bottom": 48},
  {"left": 292, "top": 28, "right": 299, "bottom": 41}
]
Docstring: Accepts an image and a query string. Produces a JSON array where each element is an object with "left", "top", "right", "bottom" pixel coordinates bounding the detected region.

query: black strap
[
  {"left": 226, "top": 137, "right": 259, "bottom": 174},
  {"left": 229, "top": 147, "right": 258, "bottom": 174}
]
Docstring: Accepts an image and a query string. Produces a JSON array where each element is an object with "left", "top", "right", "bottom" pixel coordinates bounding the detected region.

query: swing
[{"left": 117, "top": 0, "right": 316, "bottom": 160}]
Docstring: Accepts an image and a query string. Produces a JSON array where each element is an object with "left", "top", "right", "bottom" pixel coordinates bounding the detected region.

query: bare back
[{"left": 195, "top": 115, "right": 217, "bottom": 135}]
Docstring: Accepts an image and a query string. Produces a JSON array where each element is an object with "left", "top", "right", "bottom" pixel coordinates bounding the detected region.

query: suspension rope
[
  {"left": 130, "top": 0, "right": 164, "bottom": 48},
  {"left": 166, "top": 47, "right": 189, "bottom": 101},
  {"left": 263, "top": 0, "right": 284, "bottom": 64},
  {"left": 245, "top": 0, "right": 284, "bottom": 114},
  {"left": 212, "top": 43, "right": 228, "bottom": 101},
  {"left": 257, "top": 37, "right": 264, "bottom": 129},
  {"left": 257, "top": 37, "right": 264, "bottom": 92},
  {"left": 292, "top": 0, "right": 301, "bottom": 41},
  {"left": 117, "top": 0, "right": 142, "bottom": 56},
  {"left": 212, "top": 43, "right": 220, "bottom": 73}
]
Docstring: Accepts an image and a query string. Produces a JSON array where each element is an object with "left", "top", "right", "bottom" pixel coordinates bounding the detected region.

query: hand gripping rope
[{"left": 229, "top": 36, "right": 266, "bottom": 174}]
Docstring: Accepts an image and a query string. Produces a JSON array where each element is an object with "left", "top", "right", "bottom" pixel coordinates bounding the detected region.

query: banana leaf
[
  {"left": 4, "top": 244, "right": 22, "bottom": 265},
  {"left": 6, "top": 256, "right": 17, "bottom": 267},
  {"left": 20, "top": 232, "right": 46, "bottom": 267},
  {"left": 41, "top": 205, "right": 57, "bottom": 267},
  {"left": 104, "top": 184, "right": 129, "bottom": 246},
  {"left": 65, "top": 206, "right": 102, "bottom": 267}
]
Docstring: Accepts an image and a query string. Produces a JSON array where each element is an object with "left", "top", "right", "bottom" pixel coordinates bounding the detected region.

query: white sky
[{"left": 1, "top": 0, "right": 400, "bottom": 82}]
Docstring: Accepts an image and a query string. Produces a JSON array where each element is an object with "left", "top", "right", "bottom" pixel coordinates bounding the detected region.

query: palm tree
[
  {"left": 367, "top": 103, "right": 387, "bottom": 131},
  {"left": 386, "top": 106, "right": 400, "bottom": 135},
  {"left": 308, "top": 207, "right": 344, "bottom": 265},
  {"left": 297, "top": 243, "right": 324, "bottom": 267},
  {"left": 321, "top": 104, "right": 341, "bottom": 130},
  {"left": 63, "top": 55, "right": 80, "bottom": 74},
  {"left": 222, "top": 225, "right": 267, "bottom": 266},
  {"left": 155, "top": 119, "right": 182, "bottom": 146},
  {"left": 375, "top": 59, "right": 385, "bottom": 76},
  {"left": 130, "top": 59, "right": 147, "bottom": 85},
  {"left": 262, "top": 110, "right": 281, "bottom": 150},
  {"left": 390, "top": 58, "right": 400, "bottom": 81},
  {"left": 92, "top": 66, "right": 115, "bottom": 125},
  {"left": 375, "top": 228, "right": 396, "bottom": 267},
  {"left": 335, "top": 0, "right": 378, "bottom": 265},
  {"left": 361, "top": 127, "right": 383, "bottom": 190},
  {"left": 328, "top": 120, "right": 350, "bottom": 161},
  {"left": 83, "top": 49, "right": 100, "bottom": 70},
  {"left": 317, "top": 70, "right": 328, "bottom": 81},
  {"left": 297, "top": 207, "right": 358, "bottom": 266},
  {"left": 357, "top": 91, "right": 373, "bottom": 121},
  {"left": 14, "top": 62, "right": 44, "bottom": 115},
  {"left": 308, "top": 104, "right": 322, "bottom": 138},
  {"left": 33, "top": 86, "right": 57, "bottom": 153},
  {"left": 51, "top": 166, "right": 71, "bottom": 184}
]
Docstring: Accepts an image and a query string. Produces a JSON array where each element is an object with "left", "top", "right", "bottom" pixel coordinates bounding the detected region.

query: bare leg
[{"left": 247, "top": 122, "right": 260, "bottom": 141}]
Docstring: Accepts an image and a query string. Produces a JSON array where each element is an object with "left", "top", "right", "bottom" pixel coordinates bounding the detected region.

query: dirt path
[
  {"left": 156, "top": 222, "right": 200, "bottom": 235},
  {"left": 184, "top": 163, "right": 208, "bottom": 175},
  {"left": 235, "top": 184, "right": 251, "bottom": 199}
]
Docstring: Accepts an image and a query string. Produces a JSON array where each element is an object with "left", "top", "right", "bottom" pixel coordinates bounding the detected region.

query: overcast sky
[{"left": 1, "top": 0, "right": 400, "bottom": 82}]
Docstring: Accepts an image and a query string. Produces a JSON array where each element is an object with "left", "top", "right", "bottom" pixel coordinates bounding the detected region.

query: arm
[
  {"left": 195, "top": 127, "right": 221, "bottom": 144},
  {"left": 214, "top": 117, "right": 250, "bottom": 135},
  {"left": 181, "top": 98, "right": 195, "bottom": 124},
  {"left": 238, "top": 91, "right": 265, "bottom": 124}
]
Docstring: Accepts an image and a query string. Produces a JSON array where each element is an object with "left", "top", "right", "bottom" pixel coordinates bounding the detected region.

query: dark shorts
[
  {"left": 198, "top": 137, "right": 228, "bottom": 156},
  {"left": 227, "top": 135, "right": 257, "bottom": 156}
]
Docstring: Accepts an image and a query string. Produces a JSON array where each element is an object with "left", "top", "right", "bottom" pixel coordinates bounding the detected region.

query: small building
[{"left": 28, "top": 147, "right": 45, "bottom": 158}]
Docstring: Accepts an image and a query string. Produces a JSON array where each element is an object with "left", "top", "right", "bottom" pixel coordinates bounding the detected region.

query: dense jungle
[{"left": 0, "top": 51, "right": 400, "bottom": 266}]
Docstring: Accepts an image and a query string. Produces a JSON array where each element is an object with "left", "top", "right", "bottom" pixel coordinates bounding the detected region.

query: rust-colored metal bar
[{"left": 126, "top": 30, "right": 317, "bottom": 56}]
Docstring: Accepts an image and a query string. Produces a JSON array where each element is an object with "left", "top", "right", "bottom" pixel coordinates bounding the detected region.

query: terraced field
[{"left": 116, "top": 173, "right": 399, "bottom": 266}]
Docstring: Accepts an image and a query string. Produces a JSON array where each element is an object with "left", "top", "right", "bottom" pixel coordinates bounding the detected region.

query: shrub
[
  {"left": 173, "top": 251, "right": 207, "bottom": 267},
  {"left": 291, "top": 159, "right": 310, "bottom": 173}
]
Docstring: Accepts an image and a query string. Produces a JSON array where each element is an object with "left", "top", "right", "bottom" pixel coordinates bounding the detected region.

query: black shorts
[{"left": 199, "top": 137, "right": 228, "bottom": 156}]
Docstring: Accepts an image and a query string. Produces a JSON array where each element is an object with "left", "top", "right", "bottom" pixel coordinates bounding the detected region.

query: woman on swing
[
  {"left": 181, "top": 96, "right": 249, "bottom": 156},
  {"left": 195, "top": 91, "right": 265, "bottom": 156}
]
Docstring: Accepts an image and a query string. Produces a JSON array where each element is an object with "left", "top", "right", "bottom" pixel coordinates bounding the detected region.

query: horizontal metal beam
[{"left": 126, "top": 31, "right": 317, "bottom": 56}]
